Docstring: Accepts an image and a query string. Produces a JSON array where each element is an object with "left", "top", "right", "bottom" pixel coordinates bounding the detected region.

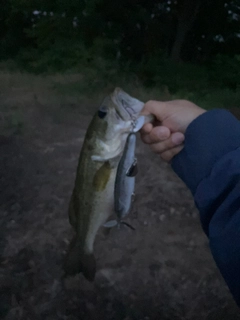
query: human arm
[{"left": 141, "top": 101, "right": 240, "bottom": 306}]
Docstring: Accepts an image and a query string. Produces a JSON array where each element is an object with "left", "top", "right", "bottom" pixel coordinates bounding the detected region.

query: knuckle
[
  {"left": 145, "top": 100, "right": 157, "bottom": 106},
  {"left": 144, "top": 100, "right": 161, "bottom": 112}
]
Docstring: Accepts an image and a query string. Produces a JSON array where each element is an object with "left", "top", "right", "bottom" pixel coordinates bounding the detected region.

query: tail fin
[{"left": 64, "top": 237, "right": 96, "bottom": 281}]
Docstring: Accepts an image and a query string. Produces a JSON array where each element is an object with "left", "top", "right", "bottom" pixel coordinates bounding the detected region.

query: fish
[{"left": 64, "top": 88, "right": 153, "bottom": 281}]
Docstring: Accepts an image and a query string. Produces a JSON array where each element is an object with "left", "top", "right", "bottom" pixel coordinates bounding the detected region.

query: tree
[{"left": 170, "top": 0, "right": 202, "bottom": 62}]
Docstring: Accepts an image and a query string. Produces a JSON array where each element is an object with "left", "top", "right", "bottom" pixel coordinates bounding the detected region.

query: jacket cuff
[{"left": 172, "top": 109, "right": 240, "bottom": 194}]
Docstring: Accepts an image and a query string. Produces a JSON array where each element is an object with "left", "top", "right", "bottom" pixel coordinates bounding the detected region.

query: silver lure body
[
  {"left": 114, "top": 133, "right": 137, "bottom": 220},
  {"left": 103, "top": 114, "right": 155, "bottom": 228}
]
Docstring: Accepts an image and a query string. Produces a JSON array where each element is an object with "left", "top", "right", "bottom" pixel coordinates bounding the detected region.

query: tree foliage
[{"left": 1, "top": 0, "right": 240, "bottom": 77}]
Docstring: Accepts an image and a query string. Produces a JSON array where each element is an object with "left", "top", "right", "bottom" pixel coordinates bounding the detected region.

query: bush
[
  {"left": 209, "top": 54, "right": 240, "bottom": 90},
  {"left": 16, "top": 36, "right": 120, "bottom": 74},
  {"left": 138, "top": 55, "right": 210, "bottom": 93}
]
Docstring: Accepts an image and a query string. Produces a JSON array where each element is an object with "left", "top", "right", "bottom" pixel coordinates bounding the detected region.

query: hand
[{"left": 140, "top": 100, "right": 206, "bottom": 162}]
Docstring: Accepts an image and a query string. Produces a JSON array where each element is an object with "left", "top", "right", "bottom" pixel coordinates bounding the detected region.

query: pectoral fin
[
  {"left": 103, "top": 220, "right": 118, "bottom": 228},
  {"left": 92, "top": 161, "right": 112, "bottom": 191},
  {"left": 103, "top": 219, "right": 135, "bottom": 230}
]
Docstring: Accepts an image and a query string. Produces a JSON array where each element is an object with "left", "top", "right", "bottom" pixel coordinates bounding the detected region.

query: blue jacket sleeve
[{"left": 172, "top": 109, "right": 240, "bottom": 306}]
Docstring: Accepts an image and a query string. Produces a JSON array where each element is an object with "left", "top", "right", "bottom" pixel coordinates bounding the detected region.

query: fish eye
[{"left": 98, "top": 105, "right": 108, "bottom": 119}]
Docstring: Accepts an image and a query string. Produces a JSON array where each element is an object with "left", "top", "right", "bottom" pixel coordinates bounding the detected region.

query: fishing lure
[
  {"left": 103, "top": 114, "right": 154, "bottom": 229},
  {"left": 103, "top": 133, "right": 137, "bottom": 229}
]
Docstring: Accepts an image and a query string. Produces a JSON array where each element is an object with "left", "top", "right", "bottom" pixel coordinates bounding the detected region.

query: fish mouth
[{"left": 111, "top": 87, "right": 144, "bottom": 121}]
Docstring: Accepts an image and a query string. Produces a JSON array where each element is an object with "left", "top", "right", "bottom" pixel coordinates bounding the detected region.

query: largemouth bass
[{"left": 64, "top": 88, "right": 151, "bottom": 281}]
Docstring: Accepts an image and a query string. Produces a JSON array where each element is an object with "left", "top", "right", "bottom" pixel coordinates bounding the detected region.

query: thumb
[{"left": 142, "top": 100, "right": 167, "bottom": 122}]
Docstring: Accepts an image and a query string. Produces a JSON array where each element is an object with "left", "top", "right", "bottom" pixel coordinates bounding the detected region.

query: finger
[
  {"left": 141, "top": 126, "right": 171, "bottom": 144},
  {"left": 140, "top": 131, "right": 151, "bottom": 144},
  {"left": 141, "top": 126, "right": 170, "bottom": 144},
  {"left": 160, "top": 145, "right": 184, "bottom": 162},
  {"left": 150, "top": 132, "right": 185, "bottom": 153},
  {"left": 171, "top": 132, "right": 185, "bottom": 145},
  {"left": 140, "top": 122, "right": 153, "bottom": 135},
  {"left": 142, "top": 100, "right": 167, "bottom": 121}
]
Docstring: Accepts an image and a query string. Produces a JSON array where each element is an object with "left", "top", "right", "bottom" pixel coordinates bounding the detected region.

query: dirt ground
[{"left": 0, "top": 74, "right": 240, "bottom": 319}]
